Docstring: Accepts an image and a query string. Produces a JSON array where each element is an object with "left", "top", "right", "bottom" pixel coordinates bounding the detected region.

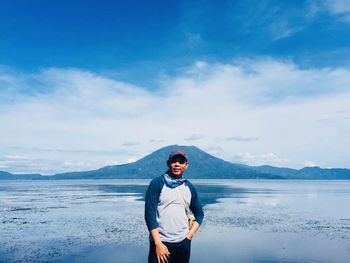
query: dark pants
[{"left": 148, "top": 238, "right": 191, "bottom": 263}]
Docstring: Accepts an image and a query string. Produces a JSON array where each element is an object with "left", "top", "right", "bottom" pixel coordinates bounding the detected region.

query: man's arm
[
  {"left": 150, "top": 229, "right": 170, "bottom": 263},
  {"left": 186, "top": 221, "right": 200, "bottom": 240},
  {"left": 145, "top": 178, "right": 162, "bottom": 231},
  {"left": 186, "top": 182, "right": 204, "bottom": 240},
  {"left": 145, "top": 177, "right": 169, "bottom": 263},
  {"left": 188, "top": 182, "right": 204, "bottom": 225}
]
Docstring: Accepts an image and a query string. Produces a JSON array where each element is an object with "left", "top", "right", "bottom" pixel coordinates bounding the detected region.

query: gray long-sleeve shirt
[{"left": 145, "top": 174, "right": 204, "bottom": 243}]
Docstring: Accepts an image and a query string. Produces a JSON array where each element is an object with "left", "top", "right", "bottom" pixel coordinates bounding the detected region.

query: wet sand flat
[{"left": 1, "top": 179, "right": 349, "bottom": 262}]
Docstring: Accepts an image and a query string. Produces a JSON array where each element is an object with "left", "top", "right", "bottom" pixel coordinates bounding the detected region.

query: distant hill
[
  {"left": 1, "top": 145, "right": 350, "bottom": 180},
  {"left": 250, "top": 165, "right": 350, "bottom": 180},
  {"left": 0, "top": 171, "right": 43, "bottom": 180},
  {"left": 49, "top": 145, "right": 281, "bottom": 179}
]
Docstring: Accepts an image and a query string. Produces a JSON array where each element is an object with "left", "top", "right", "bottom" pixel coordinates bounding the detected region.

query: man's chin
[{"left": 172, "top": 172, "right": 183, "bottom": 177}]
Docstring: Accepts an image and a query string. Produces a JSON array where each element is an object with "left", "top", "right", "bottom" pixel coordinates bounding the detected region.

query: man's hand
[
  {"left": 155, "top": 242, "right": 170, "bottom": 263},
  {"left": 149, "top": 229, "right": 170, "bottom": 263},
  {"left": 186, "top": 233, "right": 193, "bottom": 240},
  {"left": 186, "top": 221, "right": 200, "bottom": 241}
]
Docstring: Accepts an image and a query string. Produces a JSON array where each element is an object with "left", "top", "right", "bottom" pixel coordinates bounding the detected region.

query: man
[{"left": 145, "top": 150, "right": 204, "bottom": 263}]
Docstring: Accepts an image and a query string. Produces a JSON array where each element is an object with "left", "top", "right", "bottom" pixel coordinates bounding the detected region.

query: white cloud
[
  {"left": 304, "top": 1, "right": 350, "bottom": 23},
  {"left": 0, "top": 152, "right": 128, "bottom": 175},
  {"left": 326, "top": 0, "right": 350, "bottom": 14},
  {"left": 233, "top": 152, "right": 290, "bottom": 167},
  {"left": 304, "top": 161, "right": 320, "bottom": 168},
  {"left": 325, "top": 0, "right": 350, "bottom": 22},
  {"left": 270, "top": 21, "right": 304, "bottom": 40},
  {"left": 185, "top": 134, "right": 204, "bottom": 141},
  {"left": 1, "top": 59, "right": 350, "bottom": 173},
  {"left": 122, "top": 141, "right": 140, "bottom": 147},
  {"left": 226, "top": 136, "right": 259, "bottom": 142}
]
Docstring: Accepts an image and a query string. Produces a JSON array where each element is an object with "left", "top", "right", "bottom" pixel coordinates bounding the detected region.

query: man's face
[{"left": 167, "top": 156, "right": 189, "bottom": 178}]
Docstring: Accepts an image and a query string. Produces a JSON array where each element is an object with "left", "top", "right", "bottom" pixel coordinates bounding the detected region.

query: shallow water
[{"left": 0, "top": 179, "right": 349, "bottom": 262}]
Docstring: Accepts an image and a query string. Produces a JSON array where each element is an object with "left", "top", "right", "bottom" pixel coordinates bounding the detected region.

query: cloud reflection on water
[{"left": 0, "top": 180, "right": 349, "bottom": 262}]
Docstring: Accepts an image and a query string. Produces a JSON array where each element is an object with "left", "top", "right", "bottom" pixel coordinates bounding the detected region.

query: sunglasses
[{"left": 169, "top": 158, "right": 187, "bottom": 164}]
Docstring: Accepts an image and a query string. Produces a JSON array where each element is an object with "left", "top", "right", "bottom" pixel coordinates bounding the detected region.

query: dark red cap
[{"left": 168, "top": 150, "right": 187, "bottom": 161}]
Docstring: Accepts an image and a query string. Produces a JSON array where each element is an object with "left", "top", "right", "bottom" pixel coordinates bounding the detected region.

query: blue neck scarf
[{"left": 163, "top": 172, "right": 187, "bottom": 189}]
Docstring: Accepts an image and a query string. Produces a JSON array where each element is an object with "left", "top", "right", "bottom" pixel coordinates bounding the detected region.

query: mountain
[
  {"left": 1, "top": 145, "right": 350, "bottom": 180},
  {"left": 251, "top": 165, "right": 350, "bottom": 180},
  {"left": 0, "top": 171, "right": 43, "bottom": 180},
  {"left": 49, "top": 145, "right": 281, "bottom": 179},
  {"left": 0, "top": 171, "right": 15, "bottom": 179}
]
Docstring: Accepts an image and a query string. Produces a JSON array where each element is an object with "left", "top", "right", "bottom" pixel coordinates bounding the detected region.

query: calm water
[{"left": 0, "top": 179, "right": 349, "bottom": 263}]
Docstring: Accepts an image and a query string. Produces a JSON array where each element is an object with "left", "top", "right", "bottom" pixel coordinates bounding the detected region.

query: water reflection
[
  {"left": 86, "top": 182, "right": 273, "bottom": 206},
  {"left": 0, "top": 180, "right": 349, "bottom": 263}
]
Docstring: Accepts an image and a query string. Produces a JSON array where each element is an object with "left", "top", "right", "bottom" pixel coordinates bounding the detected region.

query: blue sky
[
  {"left": 1, "top": 0, "right": 350, "bottom": 174},
  {"left": 2, "top": 0, "right": 350, "bottom": 83}
]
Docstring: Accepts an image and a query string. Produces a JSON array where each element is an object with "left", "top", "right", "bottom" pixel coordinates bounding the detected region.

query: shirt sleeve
[
  {"left": 188, "top": 182, "right": 204, "bottom": 224},
  {"left": 144, "top": 177, "right": 163, "bottom": 231}
]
